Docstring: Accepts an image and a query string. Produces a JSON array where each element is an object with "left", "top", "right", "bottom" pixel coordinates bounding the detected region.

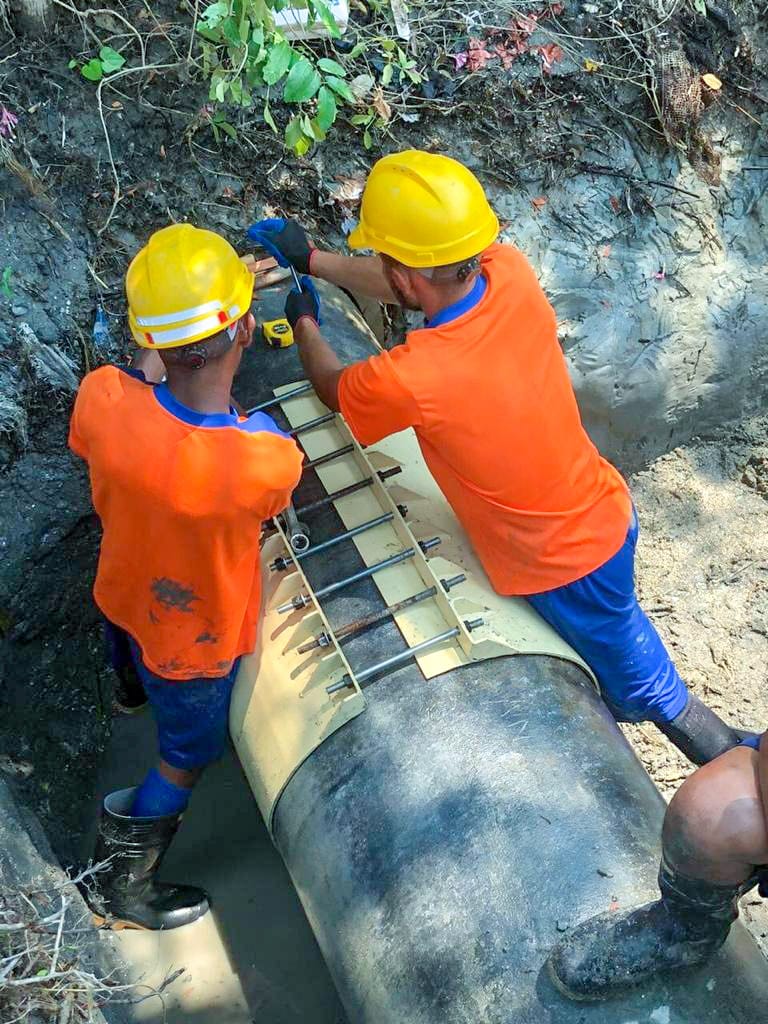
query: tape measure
[{"left": 262, "top": 318, "right": 294, "bottom": 349}]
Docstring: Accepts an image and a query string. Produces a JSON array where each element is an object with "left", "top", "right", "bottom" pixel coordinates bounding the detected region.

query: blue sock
[{"left": 131, "top": 768, "right": 192, "bottom": 818}]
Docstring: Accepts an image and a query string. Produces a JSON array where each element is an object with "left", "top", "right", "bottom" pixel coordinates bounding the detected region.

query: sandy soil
[{"left": 623, "top": 414, "right": 768, "bottom": 949}]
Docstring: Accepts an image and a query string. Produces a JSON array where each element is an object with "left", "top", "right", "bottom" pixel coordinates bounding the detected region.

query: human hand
[
  {"left": 246, "top": 218, "right": 314, "bottom": 274},
  {"left": 285, "top": 276, "right": 321, "bottom": 330}
]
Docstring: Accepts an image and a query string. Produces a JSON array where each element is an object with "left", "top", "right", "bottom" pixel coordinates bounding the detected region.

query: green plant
[
  {"left": 1, "top": 265, "right": 12, "bottom": 300},
  {"left": 196, "top": 0, "right": 356, "bottom": 154},
  {"left": 69, "top": 46, "right": 126, "bottom": 83}
]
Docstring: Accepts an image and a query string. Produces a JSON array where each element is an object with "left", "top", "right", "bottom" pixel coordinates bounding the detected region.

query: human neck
[
  {"left": 421, "top": 277, "right": 477, "bottom": 322},
  {"left": 164, "top": 367, "right": 235, "bottom": 415}
]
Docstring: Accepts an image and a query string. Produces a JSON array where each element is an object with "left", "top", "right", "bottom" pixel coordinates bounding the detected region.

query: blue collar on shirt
[
  {"left": 424, "top": 274, "right": 488, "bottom": 329},
  {"left": 120, "top": 371, "right": 287, "bottom": 437}
]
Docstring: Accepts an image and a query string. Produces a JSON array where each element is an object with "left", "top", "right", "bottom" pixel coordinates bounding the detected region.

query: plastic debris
[
  {"left": 93, "top": 304, "right": 112, "bottom": 348},
  {"left": 702, "top": 73, "right": 723, "bottom": 91},
  {"left": 390, "top": 0, "right": 411, "bottom": 41}
]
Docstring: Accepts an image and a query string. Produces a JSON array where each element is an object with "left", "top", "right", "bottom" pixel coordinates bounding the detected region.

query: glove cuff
[{"left": 306, "top": 247, "right": 318, "bottom": 275}]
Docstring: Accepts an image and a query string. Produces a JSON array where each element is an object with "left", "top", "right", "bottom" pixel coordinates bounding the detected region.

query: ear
[
  {"left": 388, "top": 263, "right": 411, "bottom": 295},
  {"left": 237, "top": 313, "right": 256, "bottom": 349}
]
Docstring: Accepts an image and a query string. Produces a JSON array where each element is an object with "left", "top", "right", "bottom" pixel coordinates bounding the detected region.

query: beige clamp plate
[{"left": 231, "top": 383, "right": 596, "bottom": 832}]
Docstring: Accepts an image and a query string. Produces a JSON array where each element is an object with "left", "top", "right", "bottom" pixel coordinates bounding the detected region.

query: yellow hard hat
[
  {"left": 347, "top": 150, "right": 499, "bottom": 268},
  {"left": 126, "top": 224, "right": 254, "bottom": 349}
]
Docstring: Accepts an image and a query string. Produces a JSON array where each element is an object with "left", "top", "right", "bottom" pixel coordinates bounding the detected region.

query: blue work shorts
[
  {"left": 525, "top": 510, "right": 689, "bottom": 724},
  {"left": 104, "top": 621, "right": 239, "bottom": 771}
]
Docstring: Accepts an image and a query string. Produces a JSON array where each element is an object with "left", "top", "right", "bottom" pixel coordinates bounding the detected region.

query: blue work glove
[
  {"left": 246, "top": 218, "right": 314, "bottom": 274},
  {"left": 285, "top": 276, "right": 322, "bottom": 330}
]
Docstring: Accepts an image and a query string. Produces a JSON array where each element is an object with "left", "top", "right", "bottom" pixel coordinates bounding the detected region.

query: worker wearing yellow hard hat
[
  {"left": 68, "top": 223, "right": 302, "bottom": 931},
  {"left": 250, "top": 148, "right": 747, "bottom": 764}
]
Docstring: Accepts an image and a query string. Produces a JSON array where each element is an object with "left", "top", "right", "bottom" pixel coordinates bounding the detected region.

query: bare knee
[{"left": 664, "top": 747, "right": 768, "bottom": 881}]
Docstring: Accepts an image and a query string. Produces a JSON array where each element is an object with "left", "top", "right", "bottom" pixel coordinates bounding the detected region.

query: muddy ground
[{"left": 0, "top": 0, "right": 767, "bottom": 986}]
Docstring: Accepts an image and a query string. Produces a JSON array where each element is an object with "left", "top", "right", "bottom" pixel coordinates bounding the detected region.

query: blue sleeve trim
[
  {"left": 118, "top": 366, "right": 150, "bottom": 384},
  {"left": 425, "top": 274, "right": 488, "bottom": 329},
  {"left": 237, "top": 411, "right": 291, "bottom": 438},
  {"left": 153, "top": 381, "right": 291, "bottom": 437}
]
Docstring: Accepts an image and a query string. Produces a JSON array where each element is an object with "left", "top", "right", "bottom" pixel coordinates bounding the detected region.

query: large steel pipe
[{"left": 236, "top": 282, "right": 768, "bottom": 1024}]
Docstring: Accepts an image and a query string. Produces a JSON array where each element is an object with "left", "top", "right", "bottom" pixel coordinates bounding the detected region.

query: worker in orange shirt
[
  {"left": 69, "top": 225, "right": 303, "bottom": 930},
  {"left": 250, "top": 149, "right": 751, "bottom": 767}
]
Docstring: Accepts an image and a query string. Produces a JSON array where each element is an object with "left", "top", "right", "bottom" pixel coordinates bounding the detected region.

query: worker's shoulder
[
  {"left": 485, "top": 241, "right": 536, "bottom": 277},
  {"left": 229, "top": 413, "right": 302, "bottom": 460},
  {"left": 76, "top": 364, "right": 146, "bottom": 405}
]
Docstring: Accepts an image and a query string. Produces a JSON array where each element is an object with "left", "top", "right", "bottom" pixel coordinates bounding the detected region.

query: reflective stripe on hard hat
[
  {"left": 136, "top": 300, "right": 224, "bottom": 329},
  {"left": 348, "top": 150, "right": 499, "bottom": 268},
  {"left": 143, "top": 307, "right": 241, "bottom": 347},
  {"left": 127, "top": 224, "right": 254, "bottom": 349}
]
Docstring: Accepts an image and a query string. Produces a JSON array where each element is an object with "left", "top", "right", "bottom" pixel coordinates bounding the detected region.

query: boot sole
[{"left": 547, "top": 958, "right": 607, "bottom": 1003}]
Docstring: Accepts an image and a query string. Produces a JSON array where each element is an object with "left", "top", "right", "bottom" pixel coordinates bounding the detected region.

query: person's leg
[
  {"left": 103, "top": 620, "right": 147, "bottom": 714},
  {"left": 548, "top": 745, "right": 768, "bottom": 999},
  {"left": 129, "top": 638, "right": 237, "bottom": 816},
  {"left": 89, "top": 643, "right": 239, "bottom": 929},
  {"left": 527, "top": 513, "right": 742, "bottom": 763}
]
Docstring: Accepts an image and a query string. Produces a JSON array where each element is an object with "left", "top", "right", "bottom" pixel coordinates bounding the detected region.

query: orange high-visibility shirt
[
  {"left": 338, "top": 243, "right": 631, "bottom": 595},
  {"left": 69, "top": 365, "right": 303, "bottom": 678}
]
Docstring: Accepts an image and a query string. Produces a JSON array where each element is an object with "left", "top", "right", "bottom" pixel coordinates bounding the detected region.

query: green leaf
[
  {"left": 363, "top": 127, "right": 373, "bottom": 149},
  {"left": 201, "top": 1, "right": 228, "bottom": 27},
  {"left": 262, "top": 40, "right": 292, "bottom": 84},
  {"left": 214, "top": 77, "right": 227, "bottom": 101},
  {"left": 283, "top": 58, "right": 321, "bottom": 102},
  {"left": 347, "top": 40, "right": 367, "bottom": 59},
  {"left": 222, "top": 16, "right": 242, "bottom": 47},
  {"left": 317, "top": 57, "right": 346, "bottom": 77},
  {"left": 313, "top": 0, "right": 341, "bottom": 37},
  {"left": 68, "top": 58, "right": 78, "bottom": 69},
  {"left": 229, "top": 77, "right": 243, "bottom": 103},
  {"left": 217, "top": 117, "right": 238, "bottom": 139},
  {"left": 324, "top": 75, "right": 354, "bottom": 102},
  {"left": 350, "top": 112, "right": 373, "bottom": 125},
  {"left": 284, "top": 114, "right": 304, "bottom": 149},
  {"left": 80, "top": 59, "right": 103, "bottom": 82},
  {"left": 99, "top": 46, "right": 126, "bottom": 73},
  {"left": 692, "top": 0, "right": 707, "bottom": 13},
  {"left": 197, "top": 25, "right": 221, "bottom": 42},
  {"left": 307, "top": 117, "right": 327, "bottom": 141},
  {"left": 381, "top": 61, "right": 393, "bottom": 87},
  {"left": 315, "top": 85, "right": 337, "bottom": 132},
  {"left": 1, "top": 266, "right": 13, "bottom": 300},
  {"left": 284, "top": 114, "right": 311, "bottom": 154},
  {"left": 263, "top": 101, "right": 278, "bottom": 133},
  {"left": 405, "top": 67, "right": 422, "bottom": 84}
]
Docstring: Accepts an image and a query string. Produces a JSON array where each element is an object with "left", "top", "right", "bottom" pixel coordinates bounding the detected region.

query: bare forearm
[
  {"left": 311, "top": 250, "right": 396, "bottom": 304},
  {"left": 295, "top": 319, "right": 343, "bottom": 411}
]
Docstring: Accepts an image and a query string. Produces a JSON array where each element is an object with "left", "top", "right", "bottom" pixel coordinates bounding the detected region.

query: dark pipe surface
[{"left": 239, "top": 284, "right": 768, "bottom": 1023}]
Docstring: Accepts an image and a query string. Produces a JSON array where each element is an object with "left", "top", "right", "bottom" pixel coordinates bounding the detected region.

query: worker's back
[
  {"left": 339, "top": 244, "right": 630, "bottom": 596},
  {"left": 68, "top": 365, "right": 302, "bottom": 677}
]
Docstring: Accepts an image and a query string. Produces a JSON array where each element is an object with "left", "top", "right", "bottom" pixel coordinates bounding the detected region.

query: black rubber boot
[
  {"left": 87, "top": 788, "right": 209, "bottom": 930},
  {"left": 113, "top": 663, "right": 148, "bottom": 715},
  {"left": 655, "top": 693, "right": 743, "bottom": 765},
  {"left": 547, "top": 855, "right": 743, "bottom": 1000}
]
